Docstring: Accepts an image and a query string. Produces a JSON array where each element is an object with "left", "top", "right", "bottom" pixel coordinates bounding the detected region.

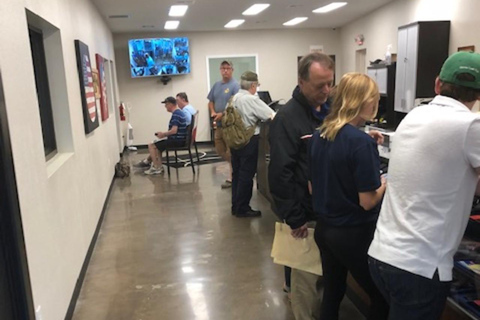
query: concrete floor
[{"left": 72, "top": 148, "right": 364, "bottom": 320}]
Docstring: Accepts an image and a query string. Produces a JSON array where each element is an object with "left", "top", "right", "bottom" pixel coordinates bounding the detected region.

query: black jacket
[{"left": 268, "top": 87, "right": 329, "bottom": 229}]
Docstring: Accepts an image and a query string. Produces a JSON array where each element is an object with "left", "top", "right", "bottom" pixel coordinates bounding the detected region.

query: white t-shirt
[
  {"left": 368, "top": 95, "right": 480, "bottom": 281},
  {"left": 233, "top": 89, "right": 275, "bottom": 135}
]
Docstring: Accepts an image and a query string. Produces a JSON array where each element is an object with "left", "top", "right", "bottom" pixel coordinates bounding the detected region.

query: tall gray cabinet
[{"left": 394, "top": 21, "right": 450, "bottom": 116}]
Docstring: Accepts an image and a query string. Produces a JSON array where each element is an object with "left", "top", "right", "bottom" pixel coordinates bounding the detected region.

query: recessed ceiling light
[
  {"left": 243, "top": 4, "right": 270, "bottom": 15},
  {"left": 165, "top": 20, "right": 180, "bottom": 30},
  {"left": 313, "top": 2, "right": 347, "bottom": 13},
  {"left": 224, "top": 19, "right": 245, "bottom": 28},
  {"left": 283, "top": 17, "right": 308, "bottom": 26},
  {"left": 169, "top": 5, "right": 188, "bottom": 17}
]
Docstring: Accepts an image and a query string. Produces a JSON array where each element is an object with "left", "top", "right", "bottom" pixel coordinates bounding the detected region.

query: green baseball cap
[
  {"left": 241, "top": 71, "right": 258, "bottom": 82},
  {"left": 439, "top": 51, "right": 480, "bottom": 89}
]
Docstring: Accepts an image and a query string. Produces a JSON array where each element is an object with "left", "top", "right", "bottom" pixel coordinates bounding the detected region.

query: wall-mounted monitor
[{"left": 128, "top": 37, "right": 190, "bottom": 78}]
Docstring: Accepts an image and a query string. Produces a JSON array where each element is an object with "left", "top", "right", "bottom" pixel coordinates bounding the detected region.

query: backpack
[
  {"left": 115, "top": 161, "right": 131, "bottom": 178},
  {"left": 221, "top": 96, "right": 256, "bottom": 150}
]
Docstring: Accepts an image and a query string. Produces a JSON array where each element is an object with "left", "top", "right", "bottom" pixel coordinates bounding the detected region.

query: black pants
[
  {"left": 231, "top": 135, "right": 259, "bottom": 214},
  {"left": 314, "top": 221, "right": 389, "bottom": 320}
]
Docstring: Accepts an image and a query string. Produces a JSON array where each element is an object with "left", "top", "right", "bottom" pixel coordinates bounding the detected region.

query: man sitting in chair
[
  {"left": 176, "top": 92, "right": 197, "bottom": 125},
  {"left": 144, "top": 96, "right": 188, "bottom": 175}
]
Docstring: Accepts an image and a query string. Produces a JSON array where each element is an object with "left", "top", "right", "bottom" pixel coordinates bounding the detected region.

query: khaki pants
[
  {"left": 291, "top": 269, "right": 322, "bottom": 320},
  {"left": 214, "top": 128, "right": 231, "bottom": 162}
]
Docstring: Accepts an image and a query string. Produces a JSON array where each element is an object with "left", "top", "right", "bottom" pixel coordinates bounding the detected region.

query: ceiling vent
[{"left": 108, "top": 14, "right": 130, "bottom": 19}]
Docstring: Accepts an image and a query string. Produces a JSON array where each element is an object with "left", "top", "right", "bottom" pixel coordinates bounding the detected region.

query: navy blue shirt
[
  {"left": 168, "top": 109, "right": 188, "bottom": 140},
  {"left": 309, "top": 124, "right": 381, "bottom": 226}
]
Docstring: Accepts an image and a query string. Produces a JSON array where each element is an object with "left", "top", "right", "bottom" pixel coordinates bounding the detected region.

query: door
[
  {"left": 404, "top": 24, "right": 419, "bottom": 112},
  {"left": 355, "top": 49, "right": 367, "bottom": 74},
  {"left": 0, "top": 71, "right": 35, "bottom": 319},
  {"left": 395, "top": 27, "right": 408, "bottom": 112}
]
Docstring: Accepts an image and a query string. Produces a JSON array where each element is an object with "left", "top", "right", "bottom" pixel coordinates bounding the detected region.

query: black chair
[{"left": 165, "top": 111, "right": 200, "bottom": 175}]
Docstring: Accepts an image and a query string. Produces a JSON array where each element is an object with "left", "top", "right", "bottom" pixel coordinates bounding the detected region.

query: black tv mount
[{"left": 160, "top": 76, "right": 172, "bottom": 85}]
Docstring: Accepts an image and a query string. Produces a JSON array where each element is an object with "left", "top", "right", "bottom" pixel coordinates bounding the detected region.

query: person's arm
[
  {"left": 163, "top": 125, "right": 178, "bottom": 137},
  {"left": 208, "top": 101, "right": 217, "bottom": 118},
  {"left": 352, "top": 138, "right": 385, "bottom": 211},
  {"left": 268, "top": 112, "right": 307, "bottom": 234},
  {"left": 252, "top": 96, "right": 276, "bottom": 121},
  {"left": 359, "top": 176, "right": 387, "bottom": 210}
]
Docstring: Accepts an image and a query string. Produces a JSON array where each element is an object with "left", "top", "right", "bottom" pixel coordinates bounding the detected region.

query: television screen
[{"left": 128, "top": 37, "right": 190, "bottom": 78}]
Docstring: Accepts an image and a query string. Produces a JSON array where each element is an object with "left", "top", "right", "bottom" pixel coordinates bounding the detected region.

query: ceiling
[{"left": 91, "top": 0, "right": 395, "bottom": 33}]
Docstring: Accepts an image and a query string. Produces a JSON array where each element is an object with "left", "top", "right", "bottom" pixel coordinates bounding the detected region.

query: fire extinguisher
[{"left": 119, "top": 103, "right": 126, "bottom": 121}]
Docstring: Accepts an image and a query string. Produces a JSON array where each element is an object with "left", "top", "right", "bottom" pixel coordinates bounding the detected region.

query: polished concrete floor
[{"left": 72, "top": 148, "right": 364, "bottom": 320}]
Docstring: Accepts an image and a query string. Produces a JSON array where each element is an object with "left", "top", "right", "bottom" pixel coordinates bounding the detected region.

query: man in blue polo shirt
[{"left": 144, "top": 96, "right": 188, "bottom": 175}]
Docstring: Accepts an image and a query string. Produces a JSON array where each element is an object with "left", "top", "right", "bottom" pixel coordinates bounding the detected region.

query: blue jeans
[{"left": 368, "top": 257, "right": 450, "bottom": 320}]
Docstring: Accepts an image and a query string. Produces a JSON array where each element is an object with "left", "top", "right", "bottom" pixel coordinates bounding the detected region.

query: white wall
[
  {"left": 0, "top": 0, "right": 120, "bottom": 319},
  {"left": 339, "top": 0, "right": 480, "bottom": 75},
  {"left": 114, "top": 28, "right": 341, "bottom": 144}
]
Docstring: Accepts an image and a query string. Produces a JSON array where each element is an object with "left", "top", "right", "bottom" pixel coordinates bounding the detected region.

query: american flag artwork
[
  {"left": 83, "top": 55, "right": 96, "bottom": 122},
  {"left": 96, "top": 54, "right": 109, "bottom": 121},
  {"left": 75, "top": 40, "right": 99, "bottom": 134}
]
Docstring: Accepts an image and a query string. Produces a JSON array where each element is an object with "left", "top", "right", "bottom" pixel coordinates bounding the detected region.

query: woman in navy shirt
[{"left": 309, "top": 73, "right": 388, "bottom": 320}]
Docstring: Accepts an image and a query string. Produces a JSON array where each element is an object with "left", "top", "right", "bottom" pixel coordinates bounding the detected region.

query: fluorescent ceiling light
[
  {"left": 283, "top": 17, "right": 308, "bottom": 26},
  {"left": 313, "top": 2, "right": 347, "bottom": 13},
  {"left": 164, "top": 20, "right": 180, "bottom": 30},
  {"left": 243, "top": 4, "right": 270, "bottom": 15},
  {"left": 169, "top": 5, "right": 188, "bottom": 17},
  {"left": 224, "top": 19, "right": 245, "bottom": 28}
]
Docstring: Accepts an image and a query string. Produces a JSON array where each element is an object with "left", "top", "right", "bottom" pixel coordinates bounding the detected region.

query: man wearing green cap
[
  {"left": 230, "top": 71, "right": 275, "bottom": 218},
  {"left": 368, "top": 51, "right": 480, "bottom": 319}
]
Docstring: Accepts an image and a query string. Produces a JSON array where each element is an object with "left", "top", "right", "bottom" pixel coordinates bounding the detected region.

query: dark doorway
[{"left": 0, "top": 71, "right": 35, "bottom": 319}]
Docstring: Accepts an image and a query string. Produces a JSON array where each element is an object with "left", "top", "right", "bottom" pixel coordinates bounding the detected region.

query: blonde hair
[{"left": 320, "top": 73, "right": 379, "bottom": 141}]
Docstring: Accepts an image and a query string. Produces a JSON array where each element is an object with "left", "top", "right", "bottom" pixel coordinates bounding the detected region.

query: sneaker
[
  {"left": 144, "top": 166, "right": 164, "bottom": 175},
  {"left": 133, "top": 159, "right": 151, "bottom": 168},
  {"left": 221, "top": 180, "right": 232, "bottom": 189}
]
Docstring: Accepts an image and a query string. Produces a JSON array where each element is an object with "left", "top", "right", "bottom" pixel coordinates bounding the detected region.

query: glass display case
[{"left": 451, "top": 197, "right": 480, "bottom": 319}]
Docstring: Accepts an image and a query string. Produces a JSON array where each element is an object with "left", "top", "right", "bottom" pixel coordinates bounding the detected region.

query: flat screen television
[{"left": 128, "top": 37, "right": 190, "bottom": 78}]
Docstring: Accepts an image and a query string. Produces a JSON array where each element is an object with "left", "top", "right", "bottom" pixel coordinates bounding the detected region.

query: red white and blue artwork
[
  {"left": 96, "top": 54, "right": 109, "bottom": 122},
  {"left": 75, "top": 40, "right": 99, "bottom": 134}
]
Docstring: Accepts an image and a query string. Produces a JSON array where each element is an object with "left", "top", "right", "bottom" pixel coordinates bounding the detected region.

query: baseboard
[
  {"left": 64, "top": 176, "right": 116, "bottom": 320},
  {"left": 130, "top": 141, "right": 214, "bottom": 151}
]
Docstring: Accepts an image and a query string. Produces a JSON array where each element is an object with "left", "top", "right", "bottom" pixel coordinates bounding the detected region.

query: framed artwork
[
  {"left": 74, "top": 40, "right": 99, "bottom": 134},
  {"left": 92, "top": 68, "right": 100, "bottom": 99},
  {"left": 458, "top": 45, "right": 475, "bottom": 52},
  {"left": 96, "top": 54, "right": 109, "bottom": 121}
]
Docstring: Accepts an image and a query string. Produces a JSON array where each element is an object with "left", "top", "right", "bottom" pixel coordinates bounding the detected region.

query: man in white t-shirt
[{"left": 368, "top": 51, "right": 480, "bottom": 319}]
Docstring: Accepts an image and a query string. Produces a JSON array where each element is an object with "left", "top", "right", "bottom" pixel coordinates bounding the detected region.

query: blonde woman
[{"left": 309, "top": 73, "right": 388, "bottom": 320}]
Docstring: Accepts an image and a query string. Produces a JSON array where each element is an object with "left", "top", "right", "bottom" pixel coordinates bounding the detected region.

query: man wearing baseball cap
[
  {"left": 143, "top": 96, "right": 188, "bottom": 175},
  {"left": 207, "top": 60, "right": 240, "bottom": 189},
  {"left": 368, "top": 51, "right": 480, "bottom": 319},
  {"left": 230, "top": 71, "right": 275, "bottom": 218}
]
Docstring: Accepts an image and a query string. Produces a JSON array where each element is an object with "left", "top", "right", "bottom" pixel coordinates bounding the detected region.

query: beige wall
[
  {"left": 339, "top": 0, "right": 479, "bottom": 75},
  {"left": 0, "top": 0, "right": 119, "bottom": 319},
  {"left": 114, "top": 28, "right": 341, "bottom": 144}
]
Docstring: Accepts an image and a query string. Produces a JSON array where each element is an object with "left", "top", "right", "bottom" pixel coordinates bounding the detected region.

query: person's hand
[
  {"left": 156, "top": 132, "right": 164, "bottom": 138},
  {"left": 368, "top": 130, "right": 384, "bottom": 145},
  {"left": 214, "top": 113, "right": 223, "bottom": 121},
  {"left": 210, "top": 111, "right": 217, "bottom": 119},
  {"left": 291, "top": 223, "right": 308, "bottom": 239},
  {"left": 381, "top": 174, "right": 387, "bottom": 185}
]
